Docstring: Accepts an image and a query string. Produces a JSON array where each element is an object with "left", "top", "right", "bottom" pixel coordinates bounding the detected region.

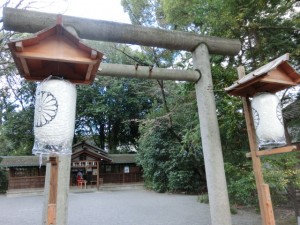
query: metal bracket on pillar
[{"left": 194, "top": 69, "right": 202, "bottom": 83}]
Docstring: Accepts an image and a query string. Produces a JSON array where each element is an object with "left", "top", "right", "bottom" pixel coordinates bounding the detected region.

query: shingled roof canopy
[
  {"left": 0, "top": 156, "right": 47, "bottom": 167},
  {"left": 72, "top": 141, "right": 108, "bottom": 156},
  {"left": 8, "top": 16, "right": 104, "bottom": 84},
  {"left": 225, "top": 54, "right": 300, "bottom": 97},
  {"left": 0, "top": 154, "right": 137, "bottom": 168},
  {"left": 0, "top": 141, "right": 138, "bottom": 167},
  {"left": 109, "top": 154, "right": 136, "bottom": 164}
]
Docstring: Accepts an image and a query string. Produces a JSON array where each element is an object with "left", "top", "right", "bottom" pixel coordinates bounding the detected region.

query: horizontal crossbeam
[
  {"left": 3, "top": 7, "right": 241, "bottom": 56},
  {"left": 99, "top": 63, "right": 201, "bottom": 82},
  {"left": 246, "top": 145, "right": 298, "bottom": 158}
]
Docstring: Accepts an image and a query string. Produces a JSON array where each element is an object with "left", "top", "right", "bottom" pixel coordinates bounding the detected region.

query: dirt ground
[
  {"left": 274, "top": 208, "right": 297, "bottom": 225},
  {"left": 234, "top": 206, "right": 298, "bottom": 225}
]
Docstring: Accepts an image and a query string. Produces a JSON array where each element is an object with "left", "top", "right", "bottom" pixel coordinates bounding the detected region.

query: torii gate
[{"left": 3, "top": 7, "right": 241, "bottom": 225}]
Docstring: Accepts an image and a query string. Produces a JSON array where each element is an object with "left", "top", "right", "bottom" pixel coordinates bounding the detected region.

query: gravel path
[{"left": 0, "top": 189, "right": 261, "bottom": 225}]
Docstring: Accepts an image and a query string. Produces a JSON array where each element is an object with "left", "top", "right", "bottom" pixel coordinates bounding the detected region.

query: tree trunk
[{"left": 99, "top": 123, "right": 105, "bottom": 150}]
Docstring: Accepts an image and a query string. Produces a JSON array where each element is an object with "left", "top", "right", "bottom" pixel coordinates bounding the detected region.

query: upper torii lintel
[{"left": 3, "top": 7, "right": 241, "bottom": 56}]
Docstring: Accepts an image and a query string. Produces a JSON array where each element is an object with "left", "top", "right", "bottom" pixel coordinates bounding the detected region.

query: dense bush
[
  {"left": 225, "top": 162, "right": 258, "bottom": 206},
  {"left": 137, "top": 117, "right": 205, "bottom": 193}
]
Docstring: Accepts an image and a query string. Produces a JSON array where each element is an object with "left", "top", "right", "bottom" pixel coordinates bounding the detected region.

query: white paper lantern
[
  {"left": 251, "top": 92, "right": 286, "bottom": 149},
  {"left": 32, "top": 79, "right": 77, "bottom": 155}
]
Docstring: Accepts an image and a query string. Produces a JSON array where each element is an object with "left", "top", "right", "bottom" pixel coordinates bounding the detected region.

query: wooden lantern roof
[
  {"left": 225, "top": 54, "right": 300, "bottom": 97},
  {"left": 8, "top": 16, "right": 104, "bottom": 84}
]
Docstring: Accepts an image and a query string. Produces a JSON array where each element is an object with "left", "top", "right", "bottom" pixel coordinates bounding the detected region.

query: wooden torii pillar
[{"left": 3, "top": 7, "right": 241, "bottom": 225}]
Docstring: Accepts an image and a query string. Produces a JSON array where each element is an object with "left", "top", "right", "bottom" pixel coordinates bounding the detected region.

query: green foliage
[
  {"left": 76, "top": 76, "right": 154, "bottom": 151},
  {"left": 137, "top": 81, "right": 206, "bottom": 193},
  {"left": 0, "top": 79, "right": 36, "bottom": 156},
  {"left": 0, "top": 108, "right": 34, "bottom": 155},
  {"left": 263, "top": 152, "right": 300, "bottom": 206},
  {"left": 230, "top": 207, "right": 238, "bottom": 215},
  {"left": 159, "top": 0, "right": 299, "bottom": 69},
  {"left": 211, "top": 65, "right": 250, "bottom": 164},
  {"left": 168, "top": 170, "right": 200, "bottom": 192},
  {"left": 137, "top": 118, "right": 172, "bottom": 192},
  {"left": 197, "top": 194, "right": 209, "bottom": 204},
  {"left": 122, "top": 0, "right": 164, "bottom": 27},
  {"left": 225, "top": 162, "right": 258, "bottom": 206},
  {"left": 139, "top": 117, "right": 204, "bottom": 193}
]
